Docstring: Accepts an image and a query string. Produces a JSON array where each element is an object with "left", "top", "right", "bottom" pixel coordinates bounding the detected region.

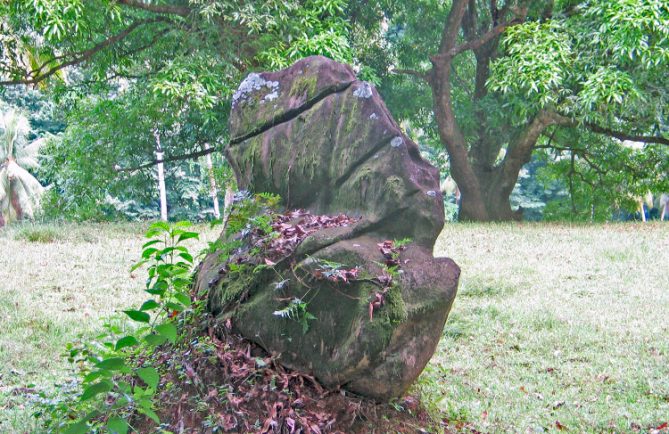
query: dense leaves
[
  {"left": 1, "top": 0, "right": 357, "bottom": 222},
  {"left": 365, "top": 0, "right": 669, "bottom": 220}
]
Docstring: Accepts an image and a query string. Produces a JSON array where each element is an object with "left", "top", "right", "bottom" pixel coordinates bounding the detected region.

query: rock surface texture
[{"left": 195, "top": 56, "right": 460, "bottom": 401}]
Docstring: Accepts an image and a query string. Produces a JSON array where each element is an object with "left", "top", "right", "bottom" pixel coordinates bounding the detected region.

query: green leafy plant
[{"left": 36, "top": 221, "right": 199, "bottom": 433}]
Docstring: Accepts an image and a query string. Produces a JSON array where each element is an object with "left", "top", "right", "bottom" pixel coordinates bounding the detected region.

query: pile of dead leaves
[
  {"left": 254, "top": 210, "right": 359, "bottom": 263},
  {"left": 133, "top": 321, "right": 436, "bottom": 434}
]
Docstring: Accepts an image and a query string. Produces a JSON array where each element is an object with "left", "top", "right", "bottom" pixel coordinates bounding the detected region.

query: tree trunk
[
  {"left": 458, "top": 170, "right": 522, "bottom": 221},
  {"left": 203, "top": 142, "right": 221, "bottom": 219},
  {"left": 9, "top": 176, "right": 24, "bottom": 221},
  {"left": 154, "top": 130, "right": 168, "bottom": 222},
  {"left": 425, "top": 0, "right": 539, "bottom": 222}
]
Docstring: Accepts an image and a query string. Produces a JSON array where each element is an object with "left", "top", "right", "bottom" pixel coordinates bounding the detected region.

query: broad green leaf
[
  {"left": 177, "top": 231, "right": 199, "bottom": 243},
  {"left": 96, "top": 357, "right": 126, "bottom": 371},
  {"left": 146, "top": 287, "right": 166, "bottom": 296},
  {"left": 142, "top": 239, "right": 162, "bottom": 249},
  {"left": 147, "top": 221, "right": 170, "bottom": 234},
  {"left": 64, "top": 421, "right": 89, "bottom": 434},
  {"left": 174, "top": 292, "right": 191, "bottom": 307},
  {"left": 178, "top": 252, "right": 194, "bottom": 263},
  {"left": 83, "top": 370, "right": 104, "bottom": 383},
  {"left": 124, "top": 309, "right": 150, "bottom": 323},
  {"left": 165, "top": 302, "right": 185, "bottom": 312},
  {"left": 137, "top": 366, "right": 160, "bottom": 389},
  {"left": 139, "top": 406, "right": 161, "bottom": 424},
  {"left": 107, "top": 417, "right": 129, "bottom": 434},
  {"left": 155, "top": 322, "right": 177, "bottom": 343},
  {"left": 80, "top": 381, "right": 111, "bottom": 401},
  {"left": 115, "top": 335, "right": 139, "bottom": 351},
  {"left": 144, "top": 334, "right": 168, "bottom": 346},
  {"left": 139, "top": 299, "right": 160, "bottom": 311},
  {"left": 142, "top": 247, "right": 159, "bottom": 259},
  {"left": 130, "top": 259, "right": 148, "bottom": 272}
]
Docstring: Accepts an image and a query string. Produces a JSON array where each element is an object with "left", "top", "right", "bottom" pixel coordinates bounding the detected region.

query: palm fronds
[{"left": 0, "top": 109, "right": 45, "bottom": 226}]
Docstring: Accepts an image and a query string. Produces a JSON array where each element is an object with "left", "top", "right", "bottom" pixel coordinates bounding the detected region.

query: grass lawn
[
  {"left": 0, "top": 222, "right": 219, "bottom": 433},
  {"left": 1, "top": 221, "right": 668, "bottom": 433}
]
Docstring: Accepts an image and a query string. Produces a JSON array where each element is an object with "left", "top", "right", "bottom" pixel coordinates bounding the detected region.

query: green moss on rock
[{"left": 289, "top": 74, "right": 318, "bottom": 99}]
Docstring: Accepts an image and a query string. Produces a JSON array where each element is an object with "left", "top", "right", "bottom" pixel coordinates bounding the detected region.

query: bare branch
[
  {"left": 0, "top": 18, "right": 170, "bottom": 86},
  {"left": 116, "top": 0, "right": 191, "bottom": 16},
  {"left": 115, "top": 146, "right": 219, "bottom": 172}
]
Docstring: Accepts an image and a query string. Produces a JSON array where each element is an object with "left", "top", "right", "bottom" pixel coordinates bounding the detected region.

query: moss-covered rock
[{"left": 196, "top": 56, "right": 460, "bottom": 402}]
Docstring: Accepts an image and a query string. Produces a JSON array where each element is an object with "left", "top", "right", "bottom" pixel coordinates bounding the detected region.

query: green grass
[
  {"left": 420, "top": 222, "right": 669, "bottom": 433},
  {"left": 0, "top": 222, "right": 219, "bottom": 433},
  {"left": 1, "top": 221, "right": 668, "bottom": 433},
  {"left": 13, "top": 224, "right": 62, "bottom": 243}
]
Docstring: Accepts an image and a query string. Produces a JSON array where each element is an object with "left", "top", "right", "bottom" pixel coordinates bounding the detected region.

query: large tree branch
[
  {"left": 116, "top": 0, "right": 191, "bottom": 16},
  {"left": 437, "top": 0, "right": 469, "bottom": 56},
  {"left": 451, "top": 19, "right": 520, "bottom": 56},
  {"left": 534, "top": 112, "right": 669, "bottom": 146},
  {"left": 115, "top": 146, "right": 218, "bottom": 172},
  {"left": 393, "top": 68, "right": 430, "bottom": 82},
  {"left": 497, "top": 110, "right": 571, "bottom": 195},
  {"left": 0, "top": 18, "right": 170, "bottom": 86},
  {"left": 585, "top": 123, "right": 669, "bottom": 146}
]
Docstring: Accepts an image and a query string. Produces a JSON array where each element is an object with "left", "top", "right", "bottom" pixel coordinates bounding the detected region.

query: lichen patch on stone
[
  {"left": 263, "top": 91, "right": 279, "bottom": 102},
  {"left": 353, "top": 82, "right": 373, "bottom": 99},
  {"left": 232, "top": 73, "right": 280, "bottom": 107},
  {"left": 390, "top": 136, "right": 404, "bottom": 148}
]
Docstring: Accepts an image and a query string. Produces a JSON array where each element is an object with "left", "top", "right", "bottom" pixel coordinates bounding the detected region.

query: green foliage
[
  {"left": 35, "top": 221, "right": 199, "bottom": 432},
  {"left": 37, "top": 86, "right": 230, "bottom": 222},
  {"left": 224, "top": 192, "right": 281, "bottom": 237},
  {"left": 360, "top": 0, "right": 669, "bottom": 220},
  {"left": 537, "top": 135, "right": 669, "bottom": 222},
  {"left": 488, "top": 21, "right": 573, "bottom": 122},
  {"left": 2, "top": 0, "right": 355, "bottom": 223},
  {"left": 272, "top": 297, "right": 317, "bottom": 334}
]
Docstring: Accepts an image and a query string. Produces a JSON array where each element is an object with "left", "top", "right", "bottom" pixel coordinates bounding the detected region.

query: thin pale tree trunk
[
  {"left": 154, "top": 130, "right": 168, "bottom": 222},
  {"left": 223, "top": 185, "right": 234, "bottom": 225},
  {"left": 203, "top": 142, "right": 221, "bottom": 219}
]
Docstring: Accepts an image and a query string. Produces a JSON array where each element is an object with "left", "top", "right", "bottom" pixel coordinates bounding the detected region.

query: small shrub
[{"left": 15, "top": 225, "right": 61, "bottom": 243}]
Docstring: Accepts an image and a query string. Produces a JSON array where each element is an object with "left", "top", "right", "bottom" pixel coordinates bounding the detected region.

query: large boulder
[{"left": 195, "top": 56, "right": 459, "bottom": 401}]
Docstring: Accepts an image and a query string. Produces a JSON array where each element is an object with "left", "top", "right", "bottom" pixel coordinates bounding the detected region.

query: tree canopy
[
  {"left": 1, "top": 0, "right": 668, "bottom": 221},
  {"left": 360, "top": 0, "right": 669, "bottom": 220}
]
